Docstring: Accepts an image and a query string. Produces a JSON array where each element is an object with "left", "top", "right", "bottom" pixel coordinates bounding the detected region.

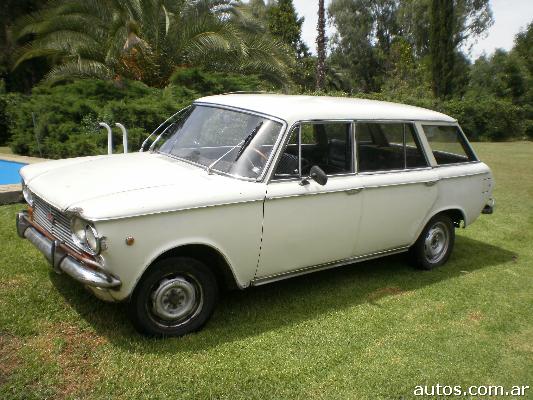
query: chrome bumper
[
  {"left": 16, "top": 211, "right": 121, "bottom": 289},
  {"left": 482, "top": 198, "right": 495, "bottom": 215}
]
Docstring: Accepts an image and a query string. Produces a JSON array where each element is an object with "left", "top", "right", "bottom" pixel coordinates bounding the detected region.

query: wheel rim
[
  {"left": 423, "top": 221, "right": 450, "bottom": 264},
  {"left": 149, "top": 275, "right": 203, "bottom": 325}
]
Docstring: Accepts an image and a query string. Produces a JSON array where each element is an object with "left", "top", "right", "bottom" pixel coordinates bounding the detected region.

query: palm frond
[
  {"left": 45, "top": 60, "right": 113, "bottom": 83},
  {"left": 14, "top": 0, "right": 292, "bottom": 86}
]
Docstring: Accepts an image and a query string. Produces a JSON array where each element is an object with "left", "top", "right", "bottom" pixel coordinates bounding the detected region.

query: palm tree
[
  {"left": 14, "top": 0, "right": 292, "bottom": 87},
  {"left": 316, "top": 0, "right": 326, "bottom": 90}
]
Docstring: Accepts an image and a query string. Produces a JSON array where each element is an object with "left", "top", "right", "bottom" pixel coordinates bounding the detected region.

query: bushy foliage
[
  {"left": 168, "top": 68, "right": 266, "bottom": 95},
  {"left": 4, "top": 79, "right": 194, "bottom": 158},
  {"left": 442, "top": 97, "right": 526, "bottom": 141},
  {"left": 0, "top": 80, "right": 8, "bottom": 144},
  {"left": 3, "top": 70, "right": 275, "bottom": 158},
  {"left": 336, "top": 91, "right": 528, "bottom": 141}
]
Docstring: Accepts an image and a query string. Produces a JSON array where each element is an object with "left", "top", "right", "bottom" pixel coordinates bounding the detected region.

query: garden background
[{"left": 0, "top": 0, "right": 532, "bottom": 159}]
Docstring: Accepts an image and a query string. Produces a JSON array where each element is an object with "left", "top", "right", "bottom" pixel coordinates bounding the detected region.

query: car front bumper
[{"left": 16, "top": 211, "right": 121, "bottom": 289}]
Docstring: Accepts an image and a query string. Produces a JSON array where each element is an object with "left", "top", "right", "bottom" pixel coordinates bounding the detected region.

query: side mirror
[{"left": 309, "top": 165, "right": 328, "bottom": 186}]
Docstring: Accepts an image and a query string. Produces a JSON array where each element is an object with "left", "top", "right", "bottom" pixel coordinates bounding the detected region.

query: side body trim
[{"left": 251, "top": 246, "right": 409, "bottom": 286}]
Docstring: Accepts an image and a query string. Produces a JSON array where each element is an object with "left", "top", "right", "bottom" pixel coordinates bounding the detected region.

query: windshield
[{"left": 154, "top": 105, "right": 283, "bottom": 179}]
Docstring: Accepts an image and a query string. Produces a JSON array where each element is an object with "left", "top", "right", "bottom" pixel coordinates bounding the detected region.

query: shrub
[
  {"left": 6, "top": 79, "right": 196, "bottom": 158},
  {"left": 349, "top": 91, "right": 527, "bottom": 141},
  {"left": 442, "top": 97, "right": 525, "bottom": 141},
  {"left": 169, "top": 68, "right": 267, "bottom": 95},
  {"left": 5, "top": 73, "right": 272, "bottom": 158},
  {"left": 5, "top": 77, "right": 530, "bottom": 159}
]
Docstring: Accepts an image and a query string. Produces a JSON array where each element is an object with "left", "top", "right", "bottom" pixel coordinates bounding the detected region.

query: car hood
[{"left": 21, "top": 152, "right": 266, "bottom": 220}]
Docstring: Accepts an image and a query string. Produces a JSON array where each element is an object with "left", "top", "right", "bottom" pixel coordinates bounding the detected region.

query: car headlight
[
  {"left": 85, "top": 225, "right": 100, "bottom": 254},
  {"left": 71, "top": 217, "right": 87, "bottom": 243},
  {"left": 22, "top": 181, "right": 34, "bottom": 206},
  {"left": 71, "top": 217, "right": 103, "bottom": 255}
]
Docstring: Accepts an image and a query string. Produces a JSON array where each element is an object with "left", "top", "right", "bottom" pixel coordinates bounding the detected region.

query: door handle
[
  {"left": 424, "top": 180, "right": 439, "bottom": 187},
  {"left": 345, "top": 188, "right": 364, "bottom": 195}
]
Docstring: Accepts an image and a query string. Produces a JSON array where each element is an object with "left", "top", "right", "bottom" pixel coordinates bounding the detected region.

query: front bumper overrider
[{"left": 16, "top": 211, "right": 121, "bottom": 289}]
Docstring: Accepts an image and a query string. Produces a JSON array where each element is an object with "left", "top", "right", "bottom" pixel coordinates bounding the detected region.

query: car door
[
  {"left": 254, "top": 121, "right": 365, "bottom": 281},
  {"left": 353, "top": 122, "right": 440, "bottom": 256}
]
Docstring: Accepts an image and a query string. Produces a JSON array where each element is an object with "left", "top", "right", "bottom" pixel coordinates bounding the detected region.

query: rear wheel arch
[{"left": 439, "top": 208, "right": 466, "bottom": 228}]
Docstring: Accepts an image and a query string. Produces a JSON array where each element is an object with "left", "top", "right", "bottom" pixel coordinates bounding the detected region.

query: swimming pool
[{"left": 0, "top": 159, "right": 27, "bottom": 185}]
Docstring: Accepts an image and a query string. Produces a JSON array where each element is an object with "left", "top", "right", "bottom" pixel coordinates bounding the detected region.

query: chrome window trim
[
  {"left": 265, "top": 118, "right": 474, "bottom": 184},
  {"left": 159, "top": 102, "right": 288, "bottom": 183},
  {"left": 432, "top": 160, "right": 482, "bottom": 168},
  {"left": 357, "top": 166, "right": 433, "bottom": 176}
]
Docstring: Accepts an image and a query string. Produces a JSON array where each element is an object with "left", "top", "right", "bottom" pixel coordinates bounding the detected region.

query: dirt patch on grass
[
  {"left": 508, "top": 328, "right": 533, "bottom": 353},
  {"left": 367, "top": 286, "right": 406, "bottom": 302},
  {"left": 27, "top": 322, "right": 108, "bottom": 399},
  {"left": 0, "top": 332, "right": 23, "bottom": 386},
  {"left": 467, "top": 311, "right": 483, "bottom": 323},
  {"left": 0, "top": 275, "right": 30, "bottom": 292}
]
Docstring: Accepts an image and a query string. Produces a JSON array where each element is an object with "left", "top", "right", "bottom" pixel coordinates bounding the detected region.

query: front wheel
[
  {"left": 128, "top": 257, "right": 218, "bottom": 337},
  {"left": 409, "top": 214, "right": 455, "bottom": 270}
]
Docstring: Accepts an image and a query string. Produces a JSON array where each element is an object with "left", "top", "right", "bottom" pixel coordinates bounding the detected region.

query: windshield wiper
[
  {"left": 206, "top": 122, "right": 263, "bottom": 175},
  {"left": 235, "top": 122, "right": 263, "bottom": 161}
]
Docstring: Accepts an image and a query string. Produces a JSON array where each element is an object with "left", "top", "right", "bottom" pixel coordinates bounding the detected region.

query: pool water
[{"left": 0, "top": 160, "right": 27, "bottom": 185}]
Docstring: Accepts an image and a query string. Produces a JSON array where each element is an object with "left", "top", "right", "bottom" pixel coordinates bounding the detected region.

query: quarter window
[
  {"left": 356, "top": 123, "right": 427, "bottom": 172},
  {"left": 273, "top": 122, "right": 353, "bottom": 179},
  {"left": 422, "top": 125, "right": 476, "bottom": 165}
]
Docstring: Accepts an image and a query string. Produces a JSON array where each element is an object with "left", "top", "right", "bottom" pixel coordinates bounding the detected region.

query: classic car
[{"left": 16, "top": 94, "right": 495, "bottom": 336}]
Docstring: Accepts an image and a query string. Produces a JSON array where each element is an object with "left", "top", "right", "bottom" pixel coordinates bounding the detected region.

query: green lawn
[
  {"left": 1, "top": 142, "right": 532, "bottom": 399},
  {"left": 0, "top": 146, "right": 13, "bottom": 154}
]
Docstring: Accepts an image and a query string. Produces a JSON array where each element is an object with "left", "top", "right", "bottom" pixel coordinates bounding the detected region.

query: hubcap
[
  {"left": 424, "top": 222, "right": 449, "bottom": 263},
  {"left": 151, "top": 277, "right": 198, "bottom": 321}
]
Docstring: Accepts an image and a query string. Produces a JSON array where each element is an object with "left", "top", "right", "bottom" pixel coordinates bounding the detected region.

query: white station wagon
[{"left": 16, "top": 94, "right": 495, "bottom": 336}]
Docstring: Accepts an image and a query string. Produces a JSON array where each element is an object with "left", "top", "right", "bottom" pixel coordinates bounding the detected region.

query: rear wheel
[
  {"left": 128, "top": 257, "right": 218, "bottom": 337},
  {"left": 409, "top": 214, "right": 455, "bottom": 270}
]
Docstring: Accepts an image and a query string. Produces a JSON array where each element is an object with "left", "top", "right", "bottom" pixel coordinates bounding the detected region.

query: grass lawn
[
  {"left": 1, "top": 142, "right": 532, "bottom": 399},
  {"left": 0, "top": 146, "right": 13, "bottom": 154}
]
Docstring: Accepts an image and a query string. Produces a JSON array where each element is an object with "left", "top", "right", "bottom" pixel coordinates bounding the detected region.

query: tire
[
  {"left": 128, "top": 256, "right": 218, "bottom": 337},
  {"left": 409, "top": 214, "right": 455, "bottom": 270}
]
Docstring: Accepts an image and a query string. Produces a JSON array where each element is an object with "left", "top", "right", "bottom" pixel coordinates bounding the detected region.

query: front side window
[
  {"left": 422, "top": 125, "right": 477, "bottom": 165},
  {"left": 356, "top": 123, "right": 427, "bottom": 172},
  {"left": 154, "top": 105, "right": 283, "bottom": 179},
  {"left": 273, "top": 122, "right": 353, "bottom": 179}
]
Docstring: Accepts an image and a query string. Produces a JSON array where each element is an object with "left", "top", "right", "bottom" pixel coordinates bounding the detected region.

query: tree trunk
[
  {"left": 316, "top": 0, "right": 326, "bottom": 91},
  {"left": 430, "top": 0, "right": 455, "bottom": 98}
]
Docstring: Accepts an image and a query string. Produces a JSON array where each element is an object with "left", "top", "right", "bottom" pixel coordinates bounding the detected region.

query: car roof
[{"left": 195, "top": 94, "right": 456, "bottom": 123}]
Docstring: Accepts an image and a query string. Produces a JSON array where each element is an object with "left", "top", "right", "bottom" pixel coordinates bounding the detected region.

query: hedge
[
  {"left": 2, "top": 69, "right": 267, "bottom": 158},
  {"left": 1, "top": 77, "right": 530, "bottom": 158}
]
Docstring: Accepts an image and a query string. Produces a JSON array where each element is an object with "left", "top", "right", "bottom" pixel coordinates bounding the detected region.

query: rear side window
[
  {"left": 422, "top": 125, "right": 477, "bottom": 165},
  {"left": 356, "top": 123, "right": 427, "bottom": 172}
]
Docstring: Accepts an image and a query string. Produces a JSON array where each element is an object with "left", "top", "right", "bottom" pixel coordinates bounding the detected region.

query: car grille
[{"left": 33, "top": 196, "right": 78, "bottom": 251}]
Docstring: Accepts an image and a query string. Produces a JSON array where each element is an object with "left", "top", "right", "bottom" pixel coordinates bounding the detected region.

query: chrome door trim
[
  {"left": 266, "top": 186, "right": 365, "bottom": 201},
  {"left": 266, "top": 176, "right": 446, "bottom": 200},
  {"left": 251, "top": 246, "right": 410, "bottom": 286}
]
